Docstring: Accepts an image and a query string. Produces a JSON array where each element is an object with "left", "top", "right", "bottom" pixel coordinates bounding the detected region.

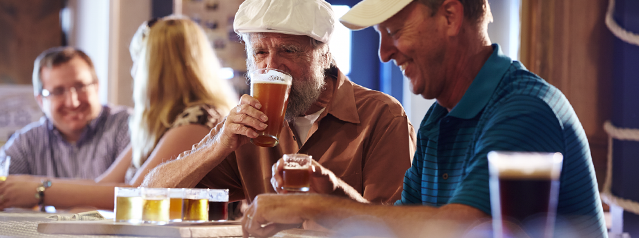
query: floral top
[{"left": 124, "top": 104, "right": 221, "bottom": 183}]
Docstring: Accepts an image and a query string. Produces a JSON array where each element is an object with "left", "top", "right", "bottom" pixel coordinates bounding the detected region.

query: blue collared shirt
[
  {"left": 397, "top": 44, "right": 606, "bottom": 237},
  {"left": 1, "top": 105, "right": 131, "bottom": 179}
]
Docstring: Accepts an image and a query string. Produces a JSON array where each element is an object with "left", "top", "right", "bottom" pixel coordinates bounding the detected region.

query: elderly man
[
  {"left": 1, "top": 47, "right": 130, "bottom": 179},
  {"left": 241, "top": 0, "right": 607, "bottom": 237},
  {"left": 142, "top": 0, "right": 415, "bottom": 205}
]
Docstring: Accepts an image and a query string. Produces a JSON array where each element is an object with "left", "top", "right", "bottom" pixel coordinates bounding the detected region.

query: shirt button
[{"left": 442, "top": 173, "right": 449, "bottom": 180}]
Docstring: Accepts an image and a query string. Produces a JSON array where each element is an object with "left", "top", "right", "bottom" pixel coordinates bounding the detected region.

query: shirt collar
[
  {"left": 322, "top": 68, "right": 360, "bottom": 124},
  {"left": 448, "top": 44, "right": 512, "bottom": 119}
]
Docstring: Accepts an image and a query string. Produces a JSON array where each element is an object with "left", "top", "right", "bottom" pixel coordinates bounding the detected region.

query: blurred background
[{"left": 1, "top": 0, "right": 637, "bottom": 236}]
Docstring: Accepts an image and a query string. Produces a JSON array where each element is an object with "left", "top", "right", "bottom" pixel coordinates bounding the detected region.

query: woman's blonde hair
[{"left": 128, "top": 15, "right": 237, "bottom": 168}]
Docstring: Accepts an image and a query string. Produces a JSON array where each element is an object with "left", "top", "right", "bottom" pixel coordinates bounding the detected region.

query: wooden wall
[
  {"left": 0, "top": 0, "right": 64, "bottom": 85},
  {"left": 520, "top": 0, "right": 614, "bottom": 189}
]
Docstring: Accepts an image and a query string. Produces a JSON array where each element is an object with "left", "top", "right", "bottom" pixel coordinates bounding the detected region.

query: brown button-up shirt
[{"left": 199, "top": 69, "right": 416, "bottom": 204}]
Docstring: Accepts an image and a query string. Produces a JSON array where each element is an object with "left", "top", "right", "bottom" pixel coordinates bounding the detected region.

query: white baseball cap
[
  {"left": 234, "top": 0, "right": 335, "bottom": 43},
  {"left": 339, "top": 0, "right": 413, "bottom": 30}
]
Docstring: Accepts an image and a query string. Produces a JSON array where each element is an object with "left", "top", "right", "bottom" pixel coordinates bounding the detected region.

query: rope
[
  {"left": 601, "top": 121, "right": 639, "bottom": 215},
  {"left": 606, "top": 0, "right": 639, "bottom": 46}
]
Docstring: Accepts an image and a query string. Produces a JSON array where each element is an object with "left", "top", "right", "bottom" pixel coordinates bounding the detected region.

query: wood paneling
[
  {"left": 520, "top": 0, "right": 614, "bottom": 189},
  {"left": 0, "top": 0, "right": 64, "bottom": 85}
]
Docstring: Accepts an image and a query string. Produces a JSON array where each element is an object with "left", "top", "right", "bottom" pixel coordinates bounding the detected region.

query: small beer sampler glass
[
  {"left": 207, "top": 189, "right": 229, "bottom": 221},
  {"left": 141, "top": 188, "right": 170, "bottom": 224},
  {"left": 182, "top": 188, "right": 209, "bottom": 222},
  {"left": 168, "top": 188, "right": 185, "bottom": 222},
  {"left": 114, "top": 187, "right": 143, "bottom": 223},
  {"left": 281, "top": 154, "right": 312, "bottom": 192}
]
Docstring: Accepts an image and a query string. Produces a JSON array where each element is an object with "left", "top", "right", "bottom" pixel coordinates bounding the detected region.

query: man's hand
[
  {"left": 0, "top": 175, "right": 40, "bottom": 210},
  {"left": 271, "top": 159, "right": 337, "bottom": 195},
  {"left": 241, "top": 194, "right": 314, "bottom": 238},
  {"left": 213, "top": 94, "right": 268, "bottom": 153}
]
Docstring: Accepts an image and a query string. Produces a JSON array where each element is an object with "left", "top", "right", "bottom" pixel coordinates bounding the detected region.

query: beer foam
[
  {"left": 487, "top": 151, "right": 563, "bottom": 180},
  {"left": 250, "top": 70, "right": 292, "bottom": 84},
  {"left": 284, "top": 163, "right": 308, "bottom": 169}
]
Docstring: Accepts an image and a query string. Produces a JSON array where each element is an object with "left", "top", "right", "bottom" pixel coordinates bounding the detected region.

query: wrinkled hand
[
  {"left": 271, "top": 159, "right": 337, "bottom": 195},
  {"left": 213, "top": 95, "right": 268, "bottom": 153},
  {"left": 241, "top": 194, "right": 310, "bottom": 238},
  {"left": 0, "top": 175, "right": 41, "bottom": 210}
]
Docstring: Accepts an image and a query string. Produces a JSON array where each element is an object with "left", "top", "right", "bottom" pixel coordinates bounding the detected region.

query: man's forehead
[{"left": 249, "top": 33, "right": 311, "bottom": 46}]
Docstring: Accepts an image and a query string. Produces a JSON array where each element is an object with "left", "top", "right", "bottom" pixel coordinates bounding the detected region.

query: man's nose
[
  {"left": 378, "top": 34, "right": 396, "bottom": 63},
  {"left": 263, "top": 54, "right": 288, "bottom": 72},
  {"left": 65, "top": 87, "right": 81, "bottom": 108}
]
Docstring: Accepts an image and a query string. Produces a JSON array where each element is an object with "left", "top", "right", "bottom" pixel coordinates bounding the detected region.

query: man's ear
[
  {"left": 35, "top": 95, "right": 44, "bottom": 111},
  {"left": 440, "top": 0, "right": 464, "bottom": 37}
]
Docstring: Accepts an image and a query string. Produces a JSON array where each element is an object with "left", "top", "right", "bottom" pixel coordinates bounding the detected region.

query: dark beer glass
[
  {"left": 282, "top": 154, "right": 312, "bottom": 192},
  {"left": 488, "top": 151, "right": 563, "bottom": 238},
  {"left": 207, "top": 189, "right": 229, "bottom": 221},
  {"left": 249, "top": 68, "right": 292, "bottom": 147}
]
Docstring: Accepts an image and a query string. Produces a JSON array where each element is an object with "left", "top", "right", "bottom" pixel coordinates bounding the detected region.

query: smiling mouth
[{"left": 395, "top": 60, "right": 408, "bottom": 73}]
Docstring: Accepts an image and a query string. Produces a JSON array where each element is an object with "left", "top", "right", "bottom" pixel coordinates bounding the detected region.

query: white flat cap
[
  {"left": 339, "top": 0, "right": 412, "bottom": 30},
  {"left": 234, "top": 0, "right": 335, "bottom": 43}
]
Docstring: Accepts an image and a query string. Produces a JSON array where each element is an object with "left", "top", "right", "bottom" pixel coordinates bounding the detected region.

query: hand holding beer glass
[
  {"left": 488, "top": 151, "right": 563, "bottom": 238},
  {"left": 280, "top": 154, "right": 312, "bottom": 192},
  {"left": 249, "top": 68, "right": 292, "bottom": 147},
  {"left": 0, "top": 155, "right": 9, "bottom": 181}
]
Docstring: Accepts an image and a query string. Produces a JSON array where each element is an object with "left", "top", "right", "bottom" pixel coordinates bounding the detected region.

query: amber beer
[
  {"left": 488, "top": 152, "right": 563, "bottom": 238},
  {"left": 283, "top": 168, "right": 311, "bottom": 192},
  {"left": 182, "top": 198, "right": 209, "bottom": 221},
  {"left": 282, "top": 154, "right": 312, "bottom": 192},
  {"left": 208, "top": 201, "right": 228, "bottom": 221},
  {"left": 141, "top": 188, "right": 170, "bottom": 223},
  {"left": 250, "top": 69, "right": 292, "bottom": 147},
  {"left": 115, "top": 196, "right": 143, "bottom": 222},
  {"left": 114, "top": 187, "right": 143, "bottom": 222},
  {"left": 169, "top": 198, "right": 183, "bottom": 221},
  {"left": 142, "top": 198, "right": 170, "bottom": 222}
]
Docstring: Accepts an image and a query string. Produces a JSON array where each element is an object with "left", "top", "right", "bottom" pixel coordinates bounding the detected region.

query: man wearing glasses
[{"left": 0, "top": 47, "right": 130, "bottom": 179}]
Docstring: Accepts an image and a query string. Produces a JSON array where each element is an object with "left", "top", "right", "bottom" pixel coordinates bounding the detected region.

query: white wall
[
  {"left": 487, "top": 0, "right": 521, "bottom": 60},
  {"left": 67, "top": 0, "right": 150, "bottom": 107},
  {"left": 67, "top": 0, "right": 111, "bottom": 104},
  {"left": 108, "top": 0, "right": 151, "bottom": 107}
]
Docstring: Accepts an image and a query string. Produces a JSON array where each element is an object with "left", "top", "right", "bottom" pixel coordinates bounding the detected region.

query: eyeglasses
[{"left": 41, "top": 81, "right": 98, "bottom": 99}]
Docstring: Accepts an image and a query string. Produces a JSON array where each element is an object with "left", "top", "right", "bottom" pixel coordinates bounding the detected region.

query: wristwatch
[{"left": 35, "top": 180, "right": 52, "bottom": 212}]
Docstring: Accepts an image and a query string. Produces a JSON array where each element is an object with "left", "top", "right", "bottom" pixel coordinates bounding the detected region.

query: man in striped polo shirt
[
  {"left": 0, "top": 47, "right": 130, "bottom": 179},
  {"left": 240, "top": 0, "right": 607, "bottom": 237}
]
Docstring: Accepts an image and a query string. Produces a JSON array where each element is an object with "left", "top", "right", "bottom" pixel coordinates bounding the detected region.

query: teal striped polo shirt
[{"left": 396, "top": 44, "right": 606, "bottom": 237}]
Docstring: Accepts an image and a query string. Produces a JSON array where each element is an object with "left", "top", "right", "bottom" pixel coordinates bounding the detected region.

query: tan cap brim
[{"left": 339, "top": 0, "right": 413, "bottom": 30}]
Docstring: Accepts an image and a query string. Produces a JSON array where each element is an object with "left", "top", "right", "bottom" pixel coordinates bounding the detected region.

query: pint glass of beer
[
  {"left": 249, "top": 68, "right": 292, "bottom": 147},
  {"left": 0, "top": 155, "right": 9, "bottom": 181},
  {"left": 488, "top": 151, "right": 563, "bottom": 238},
  {"left": 207, "top": 189, "right": 229, "bottom": 221},
  {"left": 169, "top": 188, "right": 185, "bottom": 221},
  {"left": 141, "top": 188, "right": 170, "bottom": 224},
  {"left": 114, "top": 187, "right": 143, "bottom": 223},
  {"left": 281, "top": 154, "right": 312, "bottom": 192},
  {"left": 182, "top": 188, "right": 209, "bottom": 222}
]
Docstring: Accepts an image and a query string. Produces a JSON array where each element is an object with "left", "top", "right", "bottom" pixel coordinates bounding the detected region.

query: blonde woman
[{"left": 0, "top": 16, "right": 237, "bottom": 210}]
